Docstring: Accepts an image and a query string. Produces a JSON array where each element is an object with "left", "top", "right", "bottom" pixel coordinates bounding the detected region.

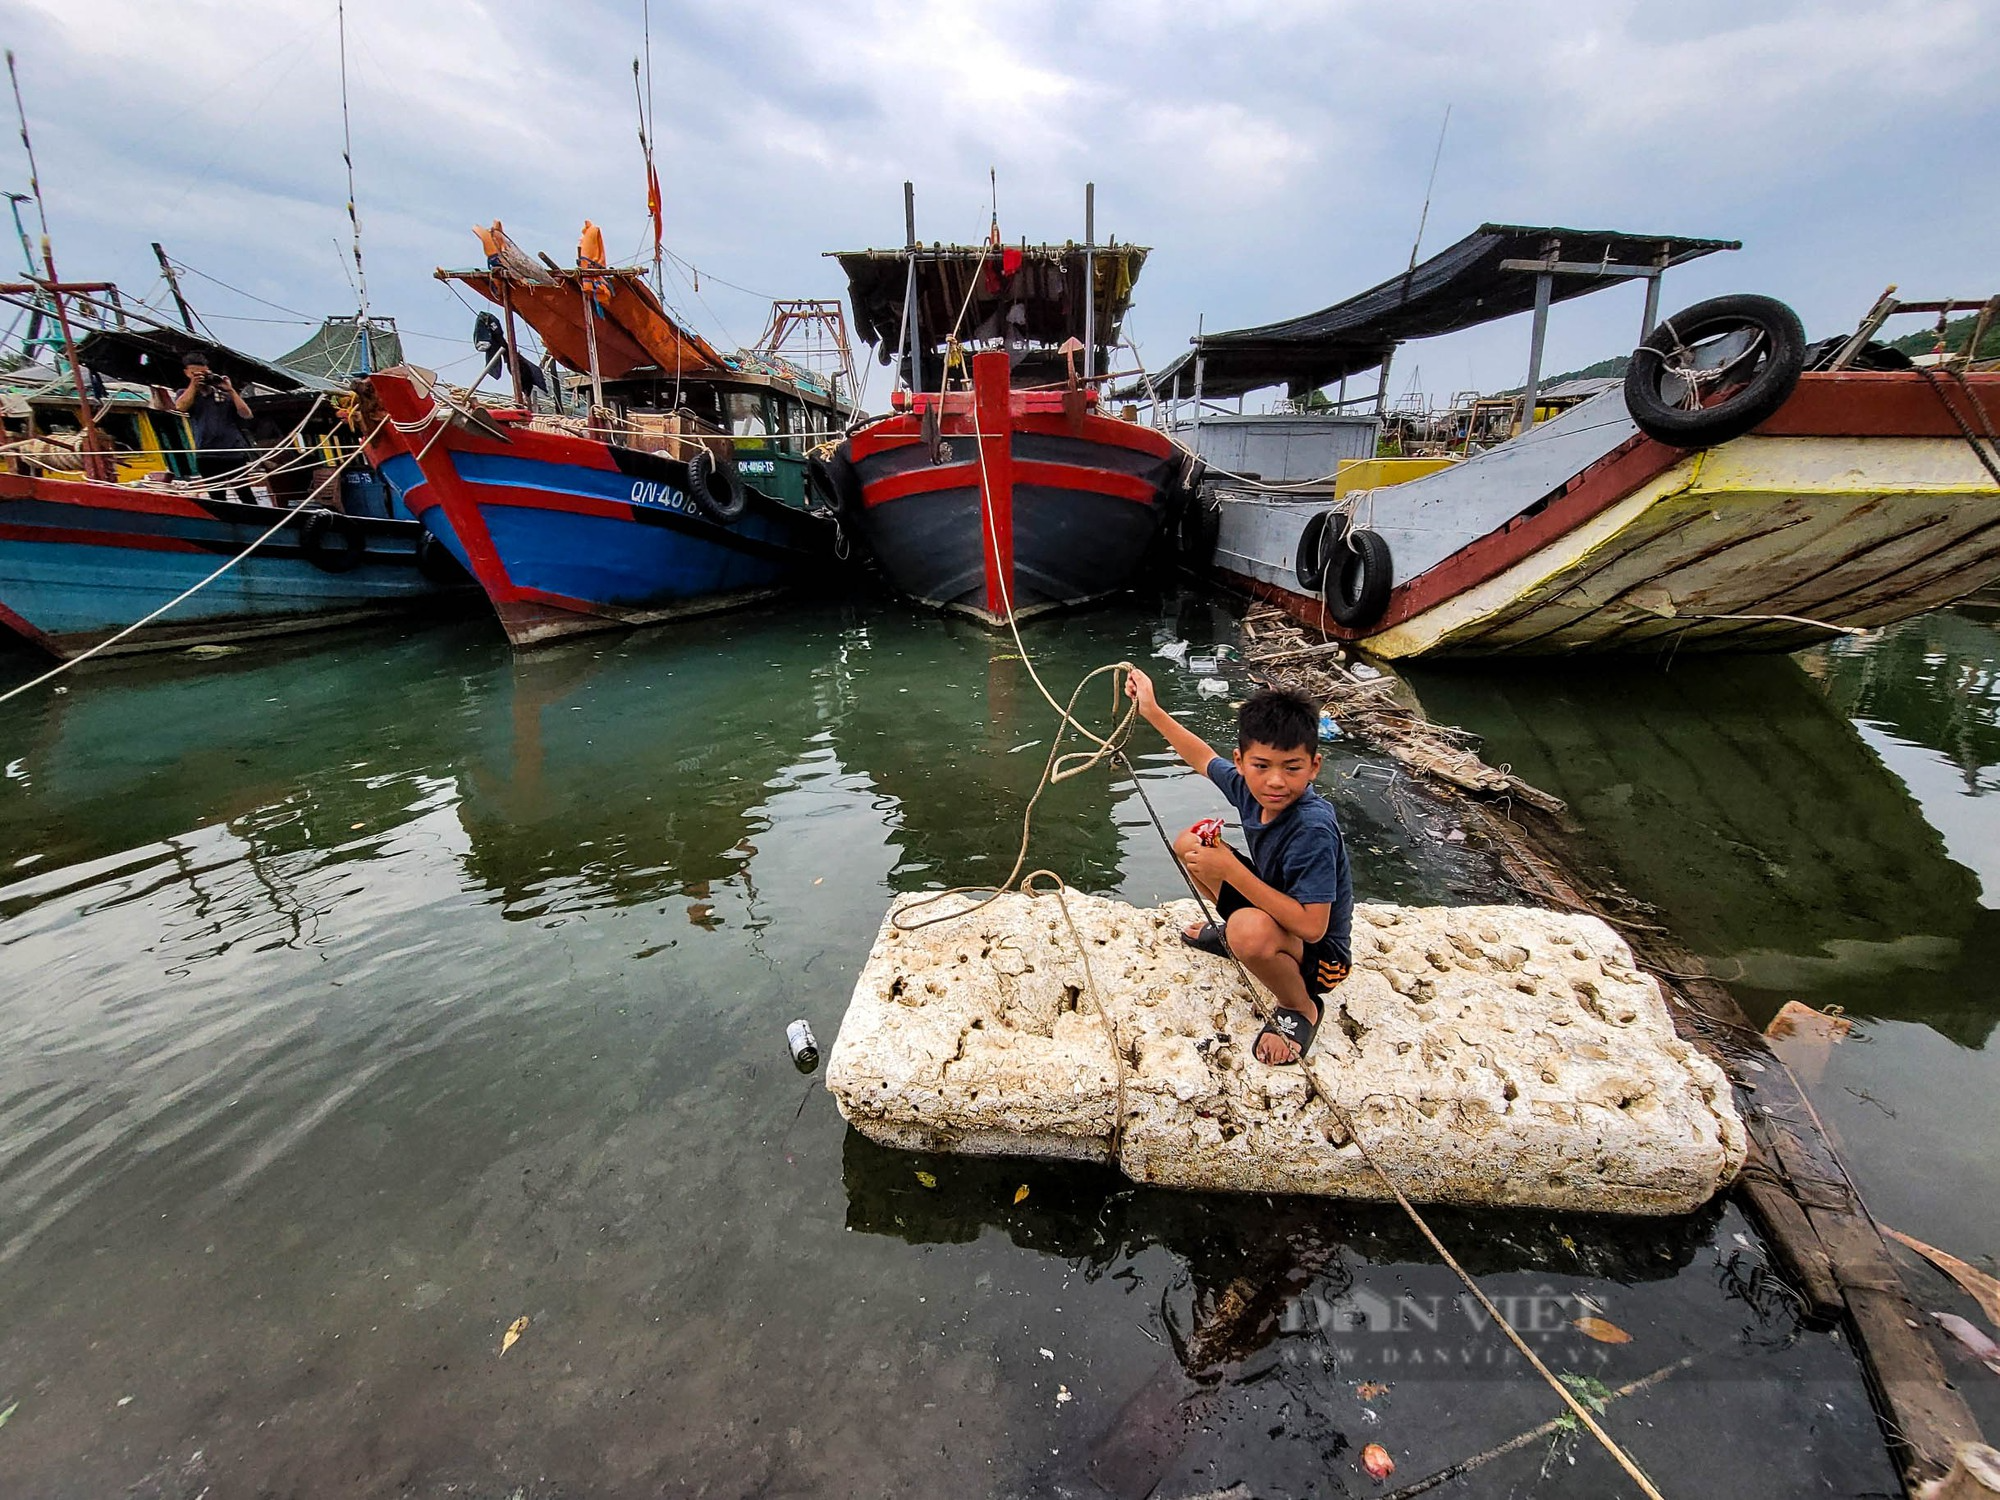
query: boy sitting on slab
[{"left": 1124, "top": 669, "right": 1353, "bottom": 1065}]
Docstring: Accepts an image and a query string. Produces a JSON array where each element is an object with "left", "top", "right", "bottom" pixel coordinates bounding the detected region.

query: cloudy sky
[{"left": 6, "top": 0, "right": 1995, "bottom": 404}]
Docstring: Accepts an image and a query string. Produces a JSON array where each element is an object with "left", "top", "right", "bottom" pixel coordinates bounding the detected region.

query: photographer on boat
[{"left": 175, "top": 349, "right": 259, "bottom": 504}]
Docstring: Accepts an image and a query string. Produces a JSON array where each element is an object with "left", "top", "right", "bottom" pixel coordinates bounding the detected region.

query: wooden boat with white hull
[
  {"left": 821, "top": 190, "right": 1195, "bottom": 627},
  {"left": 1146, "top": 223, "right": 2000, "bottom": 658}
]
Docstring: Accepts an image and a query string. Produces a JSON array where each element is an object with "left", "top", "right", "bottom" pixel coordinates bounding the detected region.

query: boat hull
[
  {"left": 1212, "top": 371, "right": 2000, "bottom": 658},
  {"left": 838, "top": 350, "right": 1180, "bottom": 626},
  {"left": 364, "top": 369, "right": 836, "bottom": 648},
  {"left": 0, "top": 472, "right": 461, "bottom": 661}
]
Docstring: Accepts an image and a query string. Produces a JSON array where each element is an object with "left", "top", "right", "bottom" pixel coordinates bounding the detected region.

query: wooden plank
[{"left": 1736, "top": 1146, "right": 1844, "bottom": 1323}]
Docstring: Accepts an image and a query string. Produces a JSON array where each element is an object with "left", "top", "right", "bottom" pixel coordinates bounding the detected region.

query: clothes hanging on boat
[{"left": 578, "top": 220, "right": 612, "bottom": 315}]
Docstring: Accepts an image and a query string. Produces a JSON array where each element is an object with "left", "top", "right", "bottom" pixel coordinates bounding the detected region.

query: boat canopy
[
  {"left": 829, "top": 242, "right": 1148, "bottom": 362},
  {"left": 71, "top": 325, "right": 338, "bottom": 393},
  {"left": 1144, "top": 223, "right": 1740, "bottom": 399},
  {"left": 440, "top": 224, "right": 726, "bottom": 382},
  {"left": 276, "top": 316, "right": 404, "bottom": 380}
]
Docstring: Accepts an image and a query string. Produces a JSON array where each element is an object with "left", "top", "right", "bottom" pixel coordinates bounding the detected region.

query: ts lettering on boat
[
  {"left": 628, "top": 479, "right": 694, "bottom": 513},
  {"left": 738, "top": 459, "right": 777, "bottom": 477}
]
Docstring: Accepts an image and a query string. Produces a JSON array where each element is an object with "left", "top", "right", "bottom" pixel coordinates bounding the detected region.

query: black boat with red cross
[{"left": 817, "top": 188, "right": 1198, "bottom": 626}]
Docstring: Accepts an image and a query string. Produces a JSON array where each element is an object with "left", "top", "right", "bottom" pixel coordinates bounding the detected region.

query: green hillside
[{"left": 1888, "top": 311, "right": 2000, "bottom": 362}]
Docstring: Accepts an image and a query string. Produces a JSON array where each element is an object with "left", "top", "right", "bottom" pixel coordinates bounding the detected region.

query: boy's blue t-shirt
[{"left": 1206, "top": 755, "right": 1353, "bottom": 959}]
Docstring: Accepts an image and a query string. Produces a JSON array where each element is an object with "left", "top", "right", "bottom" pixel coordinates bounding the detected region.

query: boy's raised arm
[{"left": 1124, "top": 667, "right": 1220, "bottom": 775}]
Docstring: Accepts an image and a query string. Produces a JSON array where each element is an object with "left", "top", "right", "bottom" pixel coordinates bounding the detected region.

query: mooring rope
[
  {"left": 0, "top": 419, "right": 390, "bottom": 706},
  {"left": 1915, "top": 363, "right": 2000, "bottom": 488},
  {"left": 893, "top": 380, "right": 1670, "bottom": 1500}
]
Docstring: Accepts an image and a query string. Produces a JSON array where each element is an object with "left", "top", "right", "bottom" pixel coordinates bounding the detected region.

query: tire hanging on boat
[
  {"left": 685, "top": 448, "right": 748, "bottom": 524},
  {"left": 1175, "top": 461, "right": 1219, "bottom": 563},
  {"left": 807, "top": 450, "right": 864, "bottom": 522},
  {"left": 1295, "top": 509, "right": 1337, "bottom": 592},
  {"left": 299, "top": 509, "right": 367, "bottom": 573},
  {"left": 414, "top": 529, "right": 468, "bottom": 586},
  {"left": 1623, "top": 293, "right": 1807, "bottom": 448},
  {"left": 1320, "top": 514, "right": 1394, "bottom": 630}
]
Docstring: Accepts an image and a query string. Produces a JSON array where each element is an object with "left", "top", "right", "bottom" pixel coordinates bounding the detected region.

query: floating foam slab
[{"left": 826, "top": 891, "right": 1745, "bottom": 1215}]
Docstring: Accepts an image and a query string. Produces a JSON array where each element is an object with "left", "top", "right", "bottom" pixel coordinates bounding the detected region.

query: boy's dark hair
[{"left": 1237, "top": 687, "right": 1320, "bottom": 754}]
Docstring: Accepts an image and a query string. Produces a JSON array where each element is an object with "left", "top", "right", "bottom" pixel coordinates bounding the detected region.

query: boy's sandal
[
  {"left": 1179, "top": 922, "right": 1230, "bottom": 957},
  {"left": 1257, "top": 1005, "right": 1320, "bottom": 1066}
]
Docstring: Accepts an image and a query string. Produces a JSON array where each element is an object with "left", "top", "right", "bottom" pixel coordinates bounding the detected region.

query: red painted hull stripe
[
  {"left": 0, "top": 596, "right": 54, "bottom": 648},
  {"left": 850, "top": 413, "right": 1173, "bottom": 462},
  {"left": 0, "top": 473, "right": 208, "bottom": 519},
  {"left": 1754, "top": 371, "right": 2000, "bottom": 437},
  {"left": 860, "top": 460, "right": 1156, "bottom": 508},
  {"left": 0, "top": 520, "right": 208, "bottom": 553}
]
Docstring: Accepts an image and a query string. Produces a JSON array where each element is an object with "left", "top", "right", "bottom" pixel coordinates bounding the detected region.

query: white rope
[{"left": 0, "top": 420, "right": 390, "bottom": 705}]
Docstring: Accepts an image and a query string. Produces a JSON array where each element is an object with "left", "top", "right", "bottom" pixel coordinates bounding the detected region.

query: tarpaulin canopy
[
  {"left": 1142, "top": 223, "right": 1739, "bottom": 400},
  {"left": 275, "top": 316, "right": 404, "bottom": 379},
  {"left": 72, "top": 325, "right": 337, "bottom": 393},
  {"left": 442, "top": 224, "right": 725, "bottom": 381},
  {"left": 830, "top": 242, "right": 1148, "bottom": 359}
]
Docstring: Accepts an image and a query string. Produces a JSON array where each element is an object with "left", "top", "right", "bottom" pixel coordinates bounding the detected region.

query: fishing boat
[
  {"left": 1148, "top": 223, "right": 2000, "bottom": 657},
  {"left": 361, "top": 223, "right": 847, "bottom": 648},
  {"left": 819, "top": 186, "right": 1197, "bottom": 627},
  {"left": 0, "top": 316, "right": 464, "bottom": 661}
]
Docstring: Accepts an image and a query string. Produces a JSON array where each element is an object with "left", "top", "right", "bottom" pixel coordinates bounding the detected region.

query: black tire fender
[
  {"left": 1624, "top": 293, "right": 1807, "bottom": 448},
  {"left": 685, "top": 448, "right": 749, "bottom": 524},
  {"left": 807, "top": 450, "right": 865, "bottom": 522},
  {"left": 1177, "top": 489, "right": 1221, "bottom": 562},
  {"left": 1323, "top": 520, "right": 1394, "bottom": 630},
  {"left": 414, "top": 529, "right": 468, "bottom": 586},
  {"left": 300, "top": 509, "right": 367, "bottom": 574},
  {"left": 1295, "top": 509, "right": 1337, "bottom": 592}
]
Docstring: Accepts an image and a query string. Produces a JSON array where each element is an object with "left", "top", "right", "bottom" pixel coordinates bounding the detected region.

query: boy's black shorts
[{"left": 1215, "top": 866, "right": 1351, "bottom": 1000}]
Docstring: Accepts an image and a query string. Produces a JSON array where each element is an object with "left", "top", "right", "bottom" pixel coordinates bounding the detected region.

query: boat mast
[
  {"left": 5, "top": 50, "right": 110, "bottom": 480},
  {"left": 1082, "top": 183, "right": 1095, "bottom": 385},
  {"left": 336, "top": 0, "right": 372, "bottom": 373},
  {"left": 151, "top": 242, "right": 195, "bottom": 331},
  {"left": 896, "top": 181, "right": 919, "bottom": 396}
]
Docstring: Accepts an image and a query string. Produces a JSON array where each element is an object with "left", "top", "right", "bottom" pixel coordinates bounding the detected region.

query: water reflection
[
  {"left": 824, "top": 612, "right": 1138, "bottom": 894},
  {"left": 452, "top": 630, "right": 837, "bottom": 918},
  {"left": 1816, "top": 606, "right": 2000, "bottom": 783},
  {"left": 1407, "top": 648, "right": 2000, "bottom": 1046},
  {"left": 0, "top": 595, "right": 1913, "bottom": 1498}
]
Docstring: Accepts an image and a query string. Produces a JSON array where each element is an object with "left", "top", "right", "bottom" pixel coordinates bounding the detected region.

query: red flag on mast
[{"left": 646, "top": 159, "right": 663, "bottom": 263}]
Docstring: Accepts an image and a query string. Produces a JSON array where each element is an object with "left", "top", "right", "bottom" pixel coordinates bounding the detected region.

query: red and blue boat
[
  {"left": 822, "top": 201, "right": 1197, "bottom": 625},
  {"left": 0, "top": 328, "right": 464, "bottom": 661},
  {"left": 361, "top": 224, "right": 848, "bottom": 649},
  {"left": 0, "top": 471, "right": 459, "bottom": 659}
]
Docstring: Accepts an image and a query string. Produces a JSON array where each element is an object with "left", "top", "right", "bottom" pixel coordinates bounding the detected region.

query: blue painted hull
[
  {"left": 366, "top": 374, "right": 836, "bottom": 647},
  {"left": 0, "top": 474, "right": 468, "bottom": 660}
]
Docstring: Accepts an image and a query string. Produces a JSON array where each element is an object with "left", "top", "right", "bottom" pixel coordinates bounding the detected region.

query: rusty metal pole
[
  {"left": 500, "top": 282, "right": 526, "bottom": 408},
  {"left": 1520, "top": 270, "right": 1553, "bottom": 433},
  {"left": 40, "top": 241, "right": 111, "bottom": 482}
]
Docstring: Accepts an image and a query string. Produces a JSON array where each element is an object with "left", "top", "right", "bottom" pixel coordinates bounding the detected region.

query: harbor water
[{"left": 2, "top": 593, "right": 1995, "bottom": 1497}]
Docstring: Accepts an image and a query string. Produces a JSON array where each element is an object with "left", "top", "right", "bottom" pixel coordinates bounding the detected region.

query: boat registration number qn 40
[{"left": 628, "top": 479, "right": 694, "bottom": 514}]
